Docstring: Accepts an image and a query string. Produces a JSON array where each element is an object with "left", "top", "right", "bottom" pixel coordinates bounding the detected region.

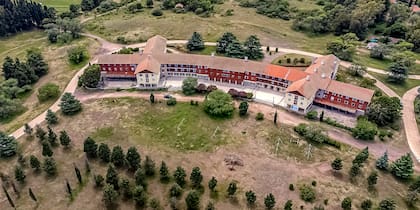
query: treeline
[
  {"left": 238, "top": 0, "right": 290, "bottom": 20},
  {"left": 1, "top": 50, "right": 48, "bottom": 120},
  {"left": 0, "top": 0, "right": 55, "bottom": 37},
  {"left": 161, "top": 0, "right": 223, "bottom": 15}
]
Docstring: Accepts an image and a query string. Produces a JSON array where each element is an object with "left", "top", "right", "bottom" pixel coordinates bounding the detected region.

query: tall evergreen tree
[
  {"left": 391, "top": 153, "right": 414, "bottom": 179},
  {"left": 30, "top": 155, "right": 41, "bottom": 171},
  {"left": 216, "top": 32, "right": 238, "bottom": 54},
  {"left": 98, "top": 143, "right": 111, "bottom": 162},
  {"left": 43, "top": 157, "right": 57, "bottom": 176},
  {"left": 83, "top": 137, "right": 98, "bottom": 158},
  {"left": 376, "top": 151, "right": 389, "bottom": 170},
  {"left": 126, "top": 146, "right": 141, "bottom": 171},
  {"left": 106, "top": 164, "right": 119, "bottom": 190},
  {"left": 190, "top": 167, "right": 203, "bottom": 189},
  {"left": 133, "top": 185, "right": 148, "bottom": 207},
  {"left": 59, "top": 130, "right": 71, "bottom": 147},
  {"left": 187, "top": 32, "right": 205, "bottom": 51},
  {"left": 208, "top": 176, "right": 217, "bottom": 192},
  {"left": 26, "top": 50, "right": 48, "bottom": 77},
  {"left": 120, "top": 178, "right": 132, "bottom": 200},
  {"left": 59, "top": 93, "right": 82, "bottom": 115},
  {"left": 135, "top": 168, "right": 147, "bottom": 188},
  {"left": 42, "top": 141, "right": 53, "bottom": 157},
  {"left": 185, "top": 190, "right": 200, "bottom": 210},
  {"left": 14, "top": 165, "right": 26, "bottom": 183},
  {"left": 239, "top": 101, "right": 248, "bottom": 116},
  {"left": 159, "top": 161, "right": 170, "bottom": 182},
  {"left": 46, "top": 109, "right": 58, "bottom": 125},
  {"left": 173, "top": 166, "right": 187, "bottom": 187},
  {"left": 111, "top": 145, "right": 125, "bottom": 167},
  {"left": 35, "top": 125, "right": 46, "bottom": 141},
  {"left": 367, "top": 171, "right": 378, "bottom": 190},
  {"left": 243, "top": 35, "right": 264, "bottom": 60},
  {"left": 144, "top": 155, "right": 156, "bottom": 176},
  {"left": 2, "top": 56, "right": 15, "bottom": 80},
  {"left": 102, "top": 183, "right": 118, "bottom": 208},
  {"left": 353, "top": 147, "right": 369, "bottom": 166},
  {"left": 47, "top": 126, "right": 58, "bottom": 146},
  {"left": 226, "top": 40, "right": 245, "bottom": 58},
  {"left": 24, "top": 123, "right": 33, "bottom": 137}
]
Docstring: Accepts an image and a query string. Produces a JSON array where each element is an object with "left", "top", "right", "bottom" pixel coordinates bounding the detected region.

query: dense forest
[{"left": 0, "top": 0, "right": 55, "bottom": 37}]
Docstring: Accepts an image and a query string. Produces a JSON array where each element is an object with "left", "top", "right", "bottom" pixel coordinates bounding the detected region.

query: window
[
  {"left": 358, "top": 104, "right": 363, "bottom": 109},
  {"left": 344, "top": 101, "right": 349, "bottom": 104},
  {"left": 338, "top": 98, "right": 341, "bottom": 102},
  {"left": 351, "top": 103, "right": 355, "bottom": 107},
  {"left": 330, "top": 96, "right": 334, "bottom": 101}
]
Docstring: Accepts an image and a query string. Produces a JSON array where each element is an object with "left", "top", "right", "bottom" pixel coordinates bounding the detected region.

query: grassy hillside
[{"left": 33, "top": 0, "right": 81, "bottom": 12}]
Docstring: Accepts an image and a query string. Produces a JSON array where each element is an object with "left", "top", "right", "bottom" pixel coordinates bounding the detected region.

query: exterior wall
[
  {"left": 99, "top": 64, "right": 136, "bottom": 77},
  {"left": 136, "top": 72, "right": 160, "bottom": 87},
  {"left": 315, "top": 90, "right": 370, "bottom": 111},
  {"left": 285, "top": 92, "right": 314, "bottom": 113}
]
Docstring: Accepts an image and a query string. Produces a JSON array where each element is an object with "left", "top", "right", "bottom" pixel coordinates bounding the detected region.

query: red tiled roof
[
  {"left": 326, "top": 80, "right": 375, "bottom": 102},
  {"left": 263, "top": 65, "right": 309, "bottom": 82}
]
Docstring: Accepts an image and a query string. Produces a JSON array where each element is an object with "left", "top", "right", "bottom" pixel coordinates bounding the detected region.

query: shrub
[
  {"left": 352, "top": 119, "right": 378, "bottom": 140},
  {"left": 255, "top": 112, "right": 264, "bottom": 121},
  {"left": 37, "top": 83, "right": 60, "bottom": 102},
  {"left": 306, "top": 110, "right": 318, "bottom": 120},
  {"left": 0, "top": 132, "right": 18, "bottom": 158},
  {"left": 299, "top": 185, "right": 316, "bottom": 202},
  {"left": 152, "top": 9, "right": 163, "bottom": 16},
  {"left": 289, "top": 184, "right": 294, "bottom": 191},
  {"left": 67, "top": 46, "right": 87, "bottom": 65},
  {"left": 167, "top": 97, "right": 177, "bottom": 106},
  {"left": 203, "top": 90, "right": 234, "bottom": 118}
]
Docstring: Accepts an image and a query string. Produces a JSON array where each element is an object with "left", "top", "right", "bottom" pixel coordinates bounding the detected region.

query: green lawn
[
  {"left": 33, "top": 0, "right": 81, "bottom": 12},
  {"left": 271, "top": 53, "right": 312, "bottom": 67},
  {"left": 83, "top": 0, "right": 335, "bottom": 53},
  {"left": 369, "top": 72, "right": 420, "bottom": 97}
]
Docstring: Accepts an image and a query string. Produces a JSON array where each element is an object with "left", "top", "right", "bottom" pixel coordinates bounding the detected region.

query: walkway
[
  {"left": 6, "top": 33, "right": 420, "bottom": 164},
  {"left": 403, "top": 86, "right": 420, "bottom": 161}
]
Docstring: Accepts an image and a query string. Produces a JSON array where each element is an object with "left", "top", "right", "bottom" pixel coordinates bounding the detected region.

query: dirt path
[
  {"left": 75, "top": 90, "right": 419, "bottom": 170},
  {"left": 402, "top": 86, "right": 420, "bottom": 161}
]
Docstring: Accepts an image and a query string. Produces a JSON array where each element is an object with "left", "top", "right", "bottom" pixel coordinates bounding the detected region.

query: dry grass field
[
  {"left": 83, "top": 0, "right": 334, "bottom": 53},
  {"left": 0, "top": 31, "right": 101, "bottom": 133},
  {"left": 0, "top": 98, "right": 414, "bottom": 210}
]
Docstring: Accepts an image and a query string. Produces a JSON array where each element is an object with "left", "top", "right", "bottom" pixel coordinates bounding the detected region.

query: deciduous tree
[{"left": 182, "top": 77, "right": 198, "bottom": 95}]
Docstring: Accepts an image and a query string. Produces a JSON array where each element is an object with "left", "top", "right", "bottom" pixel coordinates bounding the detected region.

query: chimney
[
  {"left": 306, "top": 75, "right": 310, "bottom": 81},
  {"left": 321, "top": 73, "right": 326, "bottom": 79},
  {"left": 244, "top": 56, "right": 248, "bottom": 62}
]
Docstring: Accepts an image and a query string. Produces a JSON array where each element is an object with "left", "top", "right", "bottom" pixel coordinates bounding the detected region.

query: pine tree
[
  {"left": 47, "top": 126, "right": 58, "bottom": 146},
  {"left": 26, "top": 49, "right": 48, "bottom": 77},
  {"left": 98, "top": 143, "right": 111, "bottom": 162},
  {"left": 94, "top": 174, "right": 104, "bottom": 188},
  {"left": 225, "top": 40, "right": 245, "bottom": 58},
  {"left": 43, "top": 157, "right": 57, "bottom": 176},
  {"left": 126, "top": 146, "right": 141, "bottom": 171},
  {"left": 341, "top": 197, "right": 352, "bottom": 210},
  {"left": 245, "top": 190, "right": 256, "bottom": 206},
  {"left": 30, "top": 155, "right": 41, "bottom": 171},
  {"left": 349, "top": 163, "right": 361, "bottom": 178},
  {"left": 35, "top": 125, "right": 46, "bottom": 141},
  {"left": 42, "top": 141, "right": 54, "bottom": 157},
  {"left": 74, "top": 165, "right": 82, "bottom": 184},
  {"left": 102, "top": 183, "right": 118, "bottom": 208},
  {"left": 24, "top": 123, "right": 33, "bottom": 136},
  {"left": 14, "top": 165, "right": 26, "bottom": 183},
  {"left": 133, "top": 185, "right": 148, "bottom": 207},
  {"left": 353, "top": 147, "right": 369, "bottom": 166},
  {"left": 367, "top": 171, "right": 378, "bottom": 190},
  {"left": 29, "top": 188, "right": 37, "bottom": 202},
  {"left": 284, "top": 200, "right": 293, "bottom": 210},
  {"left": 331, "top": 158, "right": 343, "bottom": 172},
  {"left": 59, "top": 92, "right": 82, "bottom": 115},
  {"left": 376, "top": 151, "right": 389, "bottom": 170},
  {"left": 208, "top": 176, "right": 217, "bottom": 192},
  {"left": 144, "top": 155, "right": 156, "bottom": 176},
  {"left": 206, "top": 201, "right": 215, "bottom": 210},
  {"left": 170, "top": 183, "right": 183, "bottom": 198},
  {"left": 216, "top": 32, "right": 238, "bottom": 54},
  {"left": 264, "top": 193, "right": 276, "bottom": 210},
  {"left": 106, "top": 164, "right": 119, "bottom": 190},
  {"left": 173, "top": 166, "right": 187, "bottom": 187},
  {"left": 135, "top": 168, "right": 147, "bottom": 188},
  {"left": 2, "top": 56, "right": 15, "bottom": 80},
  {"left": 46, "top": 109, "right": 58, "bottom": 125},
  {"left": 239, "top": 101, "right": 248, "bottom": 116},
  {"left": 120, "top": 178, "right": 132, "bottom": 199},
  {"left": 190, "top": 167, "right": 203, "bottom": 189},
  {"left": 379, "top": 199, "right": 396, "bottom": 210},
  {"left": 159, "top": 161, "right": 170, "bottom": 182},
  {"left": 83, "top": 137, "right": 98, "bottom": 158},
  {"left": 243, "top": 35, "right": 264, "bottom": 60},
  {"left": 361, "top": 199, "right": 372, "bottom": 210},
  {"left": 59, "top": 130, "right": 71, "bottom": 147},
  {"left": 187, "top": 32, "right": 205, "bottom": 51},
  {"left": 274, "top": 111, "right": 278, "bottom": 125},
  {"left": 185, "top": 190, "right": 200, "bottom": 210},
  {"left": 391, "top": 153, "right": 413, "bottom": 179},
  {"left": 111, "top": 145, "right": 125, "bottom": 167},
  {"left": 150, "top": 92, "right": 155, "bottom": 104},
  {"left": 227, "top": 182, "right": 237, "bottom": 197}
]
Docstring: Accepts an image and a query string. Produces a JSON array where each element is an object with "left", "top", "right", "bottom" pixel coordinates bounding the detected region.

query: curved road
[{"left": 8, "top": 33, "right": 420, "bottom": 162}]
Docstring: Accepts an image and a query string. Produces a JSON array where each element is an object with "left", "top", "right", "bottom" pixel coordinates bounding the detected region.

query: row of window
[{"left": 103, "top": 67, "right": 135, "bottom": 72}]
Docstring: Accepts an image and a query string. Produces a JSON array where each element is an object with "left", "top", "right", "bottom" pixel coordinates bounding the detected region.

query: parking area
[{"left": 311, "top": 106, "right": 357, "bottom": 127}]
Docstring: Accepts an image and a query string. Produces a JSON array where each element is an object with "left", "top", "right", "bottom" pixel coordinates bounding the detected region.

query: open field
[
  {"left": 83, "top": 0, "right": 335, "bottom": 53},
  {"left": 0, "top": 31, "right": 101, "bottom": 133},
  {"left": 0, "top": 97, "right": 416, "bottom": 209},
  {"left": 33, "top": 0, "right": 81, "bottom": 12},
  {"left": 369, "top": 72, "right": 420, "bottom": 97}
]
